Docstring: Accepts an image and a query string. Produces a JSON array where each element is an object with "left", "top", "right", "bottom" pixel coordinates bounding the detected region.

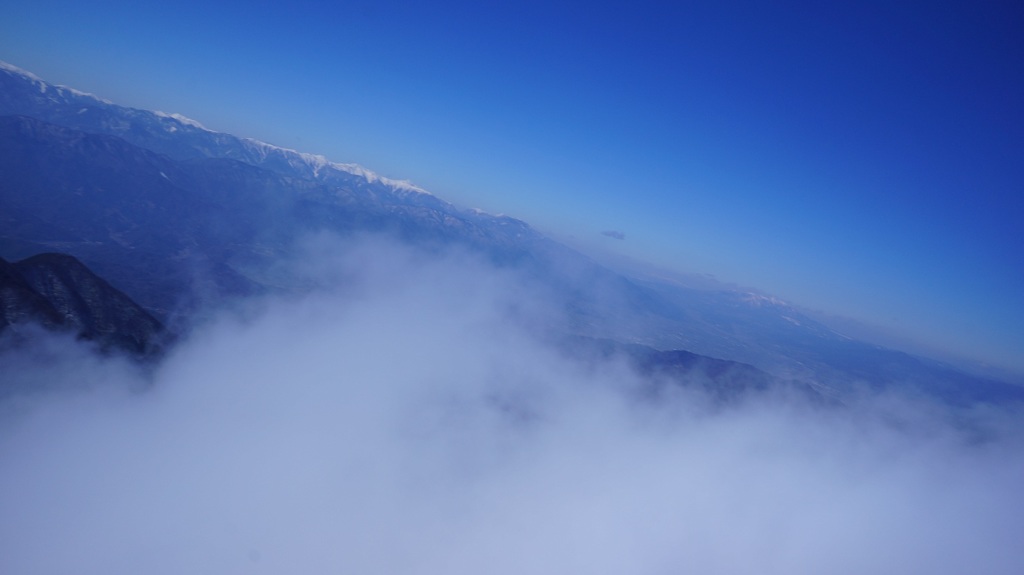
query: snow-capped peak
[
  {"left": 329, "top": 161, "right": 429, "bottom": 195},
  {"left": 153, "top": 111, "right": 208, "bottom": 130},
  {"left": 0, "top": 61, "right": 43, "bottom": 82},
  {"left": 0, "top": 60, "right": 113, "bottom": 104},
  {"left": 2, "top": 60, "right": 432, "bottom": 199},
  {"left": 239, "top": 137, "right": 431, "bottom": 196},
  {"left": 741, "top": 292, "right": 790, "bottom": 308}
]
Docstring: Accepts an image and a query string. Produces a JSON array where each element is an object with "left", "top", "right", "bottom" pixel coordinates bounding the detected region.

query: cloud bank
[{"left": 1, "top": 236, "right": 1022, "bottom": 574}]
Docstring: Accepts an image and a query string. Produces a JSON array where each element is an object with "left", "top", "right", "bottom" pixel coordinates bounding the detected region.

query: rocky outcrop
[{"left": 0, "top": 253, "right": 165, "bottom": 357}]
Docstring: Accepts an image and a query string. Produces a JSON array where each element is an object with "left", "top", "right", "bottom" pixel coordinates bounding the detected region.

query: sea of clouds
[{"left": 1, "top": 236, "right": 1022, "bottom": 574}]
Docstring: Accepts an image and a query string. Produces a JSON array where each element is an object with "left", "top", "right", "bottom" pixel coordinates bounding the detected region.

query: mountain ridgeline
[{"left": 1, "top": 61, "right": 1021, "bottom": 404}]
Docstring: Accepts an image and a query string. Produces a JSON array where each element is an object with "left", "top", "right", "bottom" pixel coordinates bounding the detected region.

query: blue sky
[{"left": 2, "top": 0, "right": 1022, "bottom": 372}]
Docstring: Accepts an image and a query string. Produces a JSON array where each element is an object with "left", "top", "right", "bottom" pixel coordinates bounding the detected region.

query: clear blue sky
[{"left": 2, "top": 0, "right": 1022, "bottom": 372}]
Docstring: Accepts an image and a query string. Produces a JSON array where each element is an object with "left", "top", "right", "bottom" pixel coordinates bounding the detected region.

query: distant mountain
[
  {"left": 557, "top": 335, "right": 802, "bottom": 405},
  {"left": 0, "top": 252, "right": 165, "bottom": 356},
  {"left": 0, "top": 113, "right": 645, "bottom": 320},
  {"left": 1, "top": 60, "right": 1020, "bottom": 405},
  {"left": 630, "top": 280, "right": 1024, "bottom": 405},
  {"left": 0, "top": 61, "right": 552, "bottom": 254}
]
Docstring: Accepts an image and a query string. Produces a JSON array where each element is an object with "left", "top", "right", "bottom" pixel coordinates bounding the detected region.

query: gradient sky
[{"left": 2, "top": 0, "right": 1022, "bottom": 372}]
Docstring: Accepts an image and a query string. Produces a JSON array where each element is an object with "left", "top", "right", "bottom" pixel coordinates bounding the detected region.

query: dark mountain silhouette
[
  {"left": 0, "top": 256, "right": 65, "bottom": 328},
  {"left": 0, "top": 252, "right": 165, "bottom": 356}
]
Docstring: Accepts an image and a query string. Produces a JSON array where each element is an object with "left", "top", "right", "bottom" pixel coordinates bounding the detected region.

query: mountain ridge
[
  {"left": 2, "top": 61, "right": 1021, "bottom": 405},
  {"left": 0, "top": 61, "right": 455, "bottom": 209}
]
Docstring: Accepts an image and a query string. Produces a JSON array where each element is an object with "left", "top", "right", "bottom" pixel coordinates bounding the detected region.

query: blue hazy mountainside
[{"left": 0, "top": 61, "right": 1021, "bottom": 406}]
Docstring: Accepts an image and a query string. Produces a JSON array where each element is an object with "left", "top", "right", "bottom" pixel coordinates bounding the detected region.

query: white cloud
[{"left": 1, "top": 235, "right": 1022, "bottom": 574}]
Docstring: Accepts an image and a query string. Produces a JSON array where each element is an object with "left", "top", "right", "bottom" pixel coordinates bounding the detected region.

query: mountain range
[{"left": 1, "top": 60, "right": 1020, "bottom": 405}]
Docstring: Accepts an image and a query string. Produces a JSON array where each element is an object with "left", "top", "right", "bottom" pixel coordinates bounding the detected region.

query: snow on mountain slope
[
  {"left": 0, "top": 61, "right": 114, "bottom": 103},
  {"left": 0, "top": 60, "right": 434, "bottom": 201},
  {"left": 236, "top": 136, "right": 430, "bottom": 195}
]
